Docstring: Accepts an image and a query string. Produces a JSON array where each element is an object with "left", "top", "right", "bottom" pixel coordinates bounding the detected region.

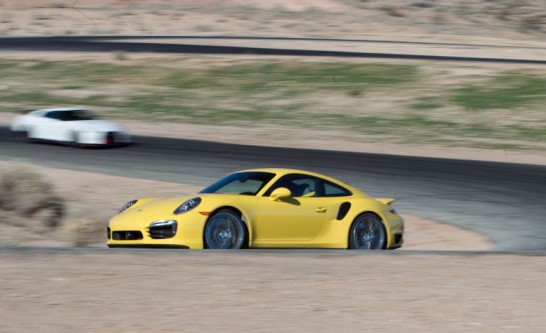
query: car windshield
[{"left": 200, "top": 172, "right": 276, "bottom": 195}]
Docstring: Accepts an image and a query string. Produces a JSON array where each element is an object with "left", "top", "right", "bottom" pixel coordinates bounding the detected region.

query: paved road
[
  {"left": 1, "top": 127, "right": 545, "bottom": 251},
  {"left": 1, "top": 36, "right": 545, "bottom": 64}
]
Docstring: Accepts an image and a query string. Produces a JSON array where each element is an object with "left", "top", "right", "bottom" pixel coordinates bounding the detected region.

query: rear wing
[{"left": 376, "top": 198, "right": 395, "bottom": 205}]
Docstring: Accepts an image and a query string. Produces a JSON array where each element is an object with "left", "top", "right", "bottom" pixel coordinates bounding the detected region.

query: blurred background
[{"left": 0, "top": 0, "right": 544, "bottom": 151}]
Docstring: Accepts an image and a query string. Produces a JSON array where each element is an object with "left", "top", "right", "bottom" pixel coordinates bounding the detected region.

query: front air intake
[
  {"left": 149, "top": 221, "right": 178, "bottom": 239},
  {"left": 112, "top": 231, "right": 143, "bottom": 240}
]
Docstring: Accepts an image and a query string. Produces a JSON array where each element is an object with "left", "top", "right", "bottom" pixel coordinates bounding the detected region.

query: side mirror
[{"left": 270, "top": 187, "right": 292, "bottom": 201}]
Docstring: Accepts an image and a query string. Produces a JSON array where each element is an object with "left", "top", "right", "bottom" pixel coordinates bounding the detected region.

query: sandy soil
[{"left": 0, "top": 251, "right": 544, "bottom": 332}]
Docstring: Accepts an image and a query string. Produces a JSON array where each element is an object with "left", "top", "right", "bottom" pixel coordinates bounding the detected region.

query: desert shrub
[
  {"left": 61, "top": 204, "right": 110, "bottom": 247},
  {"left": 0, "top": 165, "right": 109, "bottom": 247},
  {"left": 0, "top": 165, "right": 64, "bottom": 230}
]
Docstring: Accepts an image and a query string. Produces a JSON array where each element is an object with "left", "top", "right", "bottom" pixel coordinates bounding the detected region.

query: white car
[{"left": 10, "top": 107, "right": 131, "bottom": 146}]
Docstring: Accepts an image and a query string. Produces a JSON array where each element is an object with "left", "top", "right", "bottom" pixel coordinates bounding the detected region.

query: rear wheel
[
  {"left": 349, "top": 213, "right": 386, "bottom": 250},
  {"left": 204, "top": 210, "right": 246, "bottom": 249}
]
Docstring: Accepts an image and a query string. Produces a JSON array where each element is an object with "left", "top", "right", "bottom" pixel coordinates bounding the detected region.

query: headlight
[
  {"left": 118, "top": 199, "right": 137, "bottom": 214},
  {"left": 150, "top": 220, "right": 177, "bottom": 228},
  {"left": 173, "top": 197, "right": 201, "bottom": 215}
]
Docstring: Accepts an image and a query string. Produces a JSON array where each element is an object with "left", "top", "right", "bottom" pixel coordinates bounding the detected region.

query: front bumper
[{"left": 107, "top": 212, "right": 207, "bottom": 249}]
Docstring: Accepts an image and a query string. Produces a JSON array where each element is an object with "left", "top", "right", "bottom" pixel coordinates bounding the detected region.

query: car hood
[
  {"left": 124, "top": 196, "right": 189, "bottom": 216},
  {"left": 70, "top": 120, "right": 125, "bottom": 132},
  {"left": 111, "top": 193, "right": 257, "bottom": 228}
]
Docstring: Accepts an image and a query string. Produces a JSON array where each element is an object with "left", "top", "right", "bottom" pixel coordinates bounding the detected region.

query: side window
[
  {"left": 265, "top": 174, "right": 352, "bottom": 198},
  {"left": 264, "top": 174, "right": 317, "bottom": 197},
  {"left": 292, "top": 177, "right": 316, "bottom": 197},
  {"left": 45, "top": 111, "right": 61, "bottom": 120},
  {"left": 323, "top": 180, "right": 352, "bottom": 197}
]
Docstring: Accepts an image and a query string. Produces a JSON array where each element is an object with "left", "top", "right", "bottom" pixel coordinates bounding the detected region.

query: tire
[
  {"left": 204, "top": 209, "right": 246, "bottom": 249},
  {"left": 349, "top": 213, "right": 386, "bottom": 250}
]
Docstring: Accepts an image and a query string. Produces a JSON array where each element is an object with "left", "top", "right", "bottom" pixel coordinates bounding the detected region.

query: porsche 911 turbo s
[
  {"left": 10, "top": 107, "right": 131, "bottom": 146},
  {"left": 107, "top": 169, "right": 404, "bottom": 250}
]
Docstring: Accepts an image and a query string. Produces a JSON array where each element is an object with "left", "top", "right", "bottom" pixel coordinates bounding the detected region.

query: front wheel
[
  {"left": 204, "top": 210, "right": 246, "bottom": 249},
  {"left": 349, "top": 213, "right": 386, "bottom": 250}
]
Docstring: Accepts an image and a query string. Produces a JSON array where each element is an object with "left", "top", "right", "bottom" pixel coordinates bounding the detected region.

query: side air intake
[{"left": 337, "top": 202, "right": 351, "bottom": 220}]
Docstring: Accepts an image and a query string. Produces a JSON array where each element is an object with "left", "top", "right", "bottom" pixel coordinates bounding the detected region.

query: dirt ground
[{"left": 1, "top": 251, "right": 544, "bottom": 332}]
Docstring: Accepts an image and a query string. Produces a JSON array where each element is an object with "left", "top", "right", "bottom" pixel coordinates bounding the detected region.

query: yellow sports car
[{"left": 107, "top": 169, "right": 404, "bottom": 250}]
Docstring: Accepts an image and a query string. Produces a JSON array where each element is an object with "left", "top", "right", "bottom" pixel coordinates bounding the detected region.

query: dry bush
[
  {"left": 61, "top": 204, "right": 111, "bottom": 247},
  {"left": 0, "top": 165, "right": 64, "bottom": 230},
  {"left": 0, "top": 210, "right": 24, "bottom": 246},
  {"left": 380, "top": 5, "right": 405, "bottom": 18},
  {"left": 0, "top": 165, "right": 111, "bottom": 247}
]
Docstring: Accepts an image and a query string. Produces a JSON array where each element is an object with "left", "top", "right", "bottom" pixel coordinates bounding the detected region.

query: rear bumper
[{"left": 386, "top": 215, "right": 404, "bottom": 249}]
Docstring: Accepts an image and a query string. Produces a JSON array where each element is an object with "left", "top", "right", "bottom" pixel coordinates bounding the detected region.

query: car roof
[
  {"left": 239, "top": 168, "right": 351, "bottom": 183},
  {"left": 239, "top": 168, "right": 311, "bottom": 174}
]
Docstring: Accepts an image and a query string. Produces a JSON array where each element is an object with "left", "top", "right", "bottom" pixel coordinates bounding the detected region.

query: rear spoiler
[{"left": 376, "top": 198, "right": 395, "bottom": 205}]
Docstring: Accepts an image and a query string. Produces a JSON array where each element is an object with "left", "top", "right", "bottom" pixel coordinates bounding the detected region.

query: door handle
[{"left": 315, "top": 207, "right": 327, "bottom": 213}]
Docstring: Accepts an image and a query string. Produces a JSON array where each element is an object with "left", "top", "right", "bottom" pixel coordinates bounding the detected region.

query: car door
[
  {"left": 254, "top": 197, "right": 338, "bottom": 244},
  {"left": 37, "top": 111, "right": 67, "bottom": 141},
  {"left": 252, "top": 174, "right": 339, "bottom": 246}
]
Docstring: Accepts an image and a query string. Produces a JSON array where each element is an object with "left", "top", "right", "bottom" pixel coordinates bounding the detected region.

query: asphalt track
[
  {"left": 1, "top": 127, "right": 545, "bottom": 251},
  {"left": 1, "top": 36, "right": 546, "bottom": 64}
]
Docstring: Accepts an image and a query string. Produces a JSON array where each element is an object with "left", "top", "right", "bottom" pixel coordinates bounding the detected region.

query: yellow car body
[{"left": 107, "top": 168, "right": 404, "bottom": 250}]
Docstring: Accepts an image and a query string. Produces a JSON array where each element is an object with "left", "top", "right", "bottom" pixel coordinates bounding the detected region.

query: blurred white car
[{"left": 10, "top": 107, "right": 131, "bottom": 146}]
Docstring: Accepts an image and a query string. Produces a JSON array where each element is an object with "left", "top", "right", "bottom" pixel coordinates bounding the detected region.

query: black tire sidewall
[
  {"left": 349, "top": 213, "right": 387, "bottom": 250},
  {"left": 204, "top": 209, "right": 246, "bottom": 249}
]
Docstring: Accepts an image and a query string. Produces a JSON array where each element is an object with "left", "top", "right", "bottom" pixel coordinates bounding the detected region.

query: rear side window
[{"left": 323, "top": 180, "right": 352, "bottom": 197}]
